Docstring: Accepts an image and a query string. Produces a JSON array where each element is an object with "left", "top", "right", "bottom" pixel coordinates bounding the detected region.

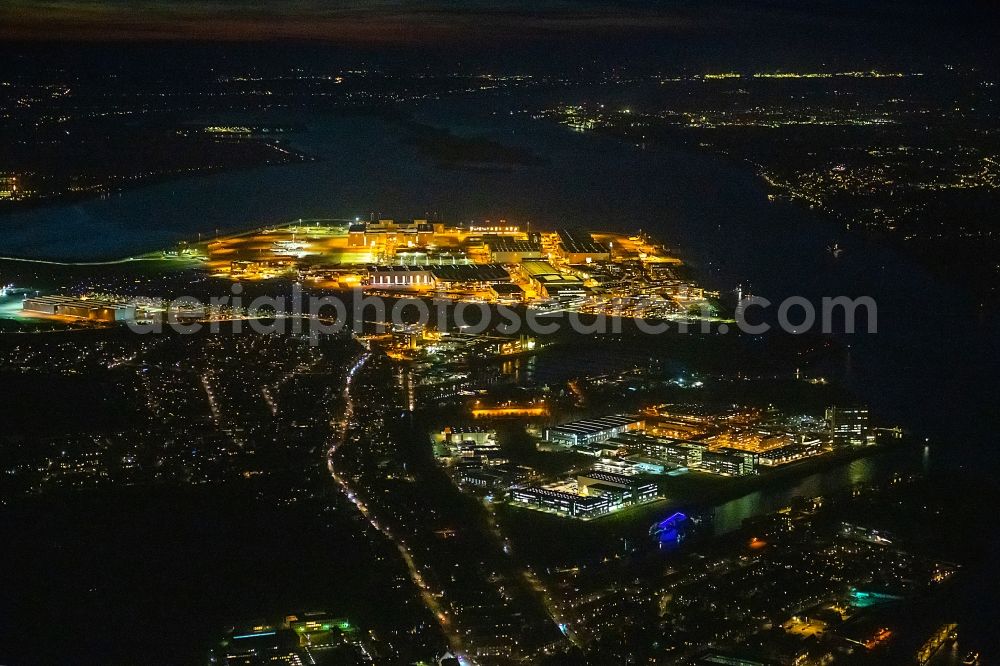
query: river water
[{"left": 709, "top": 445, "right": 930, "bottom": 535}]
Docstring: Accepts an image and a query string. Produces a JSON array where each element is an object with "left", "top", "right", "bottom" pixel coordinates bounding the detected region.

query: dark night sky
[
  {"left": 2, "top": 0, "right": 997, "bottom": 44},
  {"left": 8, "top": 0, "right": 688, "bottom": 41}
]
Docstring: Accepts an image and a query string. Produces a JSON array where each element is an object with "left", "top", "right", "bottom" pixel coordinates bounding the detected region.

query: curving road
[{"left": 325, "top": 351, "right": 472, "bottom": 664}]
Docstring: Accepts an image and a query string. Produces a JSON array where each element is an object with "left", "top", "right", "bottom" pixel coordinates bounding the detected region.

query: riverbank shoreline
[{"left": 495, "top": 439, "right": 920, "bottom": 550}]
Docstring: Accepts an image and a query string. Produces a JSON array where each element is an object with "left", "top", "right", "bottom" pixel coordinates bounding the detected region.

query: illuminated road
[
  {"left": 0, "top": 254, "right": 197, "bottom": 266},
  {"left": 325, "top": 352, "right": 472, "bottom": 664},
  {"left": 480, "top": 501, "right": 581, "bottom": 653}
]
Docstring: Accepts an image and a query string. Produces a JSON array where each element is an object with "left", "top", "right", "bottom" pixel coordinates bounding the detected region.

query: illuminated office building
[{"left": 826, "top": 405, "right": 874, "bottom": 446}]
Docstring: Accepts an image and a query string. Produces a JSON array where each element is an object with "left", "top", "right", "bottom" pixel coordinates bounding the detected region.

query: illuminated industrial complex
[
  {"left": 435, "top": 402, "right": 875, "bottom": 522},
  {"left": 198, "top": 218, "right": 709, "bottom": 315}
]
